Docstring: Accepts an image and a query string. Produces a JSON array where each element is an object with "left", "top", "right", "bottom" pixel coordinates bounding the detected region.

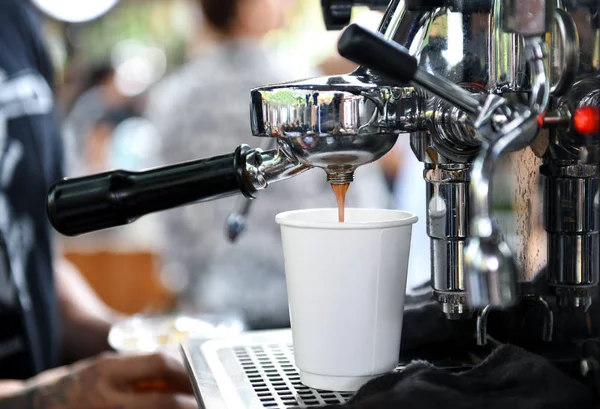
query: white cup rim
[{"left": 275, "top": 208, "right": 418, "bottom": 230}]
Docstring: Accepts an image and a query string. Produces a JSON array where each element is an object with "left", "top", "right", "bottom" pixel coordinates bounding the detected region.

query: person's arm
[
  {"left": 0, "top": 352, "right": 197, "bottom": 409},
  {"left": 55, "top": 257, "right": 124, "bottom": 363}
]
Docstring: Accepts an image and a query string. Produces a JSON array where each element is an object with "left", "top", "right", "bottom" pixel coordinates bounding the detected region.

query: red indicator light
[
  {"left": 537, "top": 111, "right": 546, "bottom": 128},
  {"left": 573, "top": 106, "right": 600, "bottom": 136}
]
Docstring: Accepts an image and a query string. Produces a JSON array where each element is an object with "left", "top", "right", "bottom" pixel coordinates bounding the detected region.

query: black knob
[{"left": 321, "top": 0, "right": 353, "bottom": 30}]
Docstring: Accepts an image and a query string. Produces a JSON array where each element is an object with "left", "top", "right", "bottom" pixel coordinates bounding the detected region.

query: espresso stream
[{"left": 331, "top": 183, "right": 350, "bottom": 222}]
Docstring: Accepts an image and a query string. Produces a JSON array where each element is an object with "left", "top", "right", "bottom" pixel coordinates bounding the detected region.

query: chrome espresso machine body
[{"left": 46, "top": 0, "right": 600, "bottom": 401}]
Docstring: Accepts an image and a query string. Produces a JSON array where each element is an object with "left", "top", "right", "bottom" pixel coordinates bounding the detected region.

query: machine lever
[{"left": 338, "top": 24, "right": 481, "bottom": 115}]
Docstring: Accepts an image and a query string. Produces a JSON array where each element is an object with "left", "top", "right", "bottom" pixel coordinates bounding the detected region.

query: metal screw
[{"left": 256, "top": 174, "right": 267, "bottom": 188}]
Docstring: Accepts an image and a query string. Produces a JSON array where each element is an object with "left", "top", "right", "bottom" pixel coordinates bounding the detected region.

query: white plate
[{"left": 109, "top": 314, "right": 246, "bottom": 356}]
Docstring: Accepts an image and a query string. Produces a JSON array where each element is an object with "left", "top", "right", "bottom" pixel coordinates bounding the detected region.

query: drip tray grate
[
  {"left": 233, "top": 343, "right": 353, "bottom": 407},
  {"left": 182, "top": 330, "right": 356, "bottom": 409}
]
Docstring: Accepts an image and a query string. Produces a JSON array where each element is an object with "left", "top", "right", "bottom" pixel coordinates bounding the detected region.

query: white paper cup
[{"left": 276, "top": 208, "right": 418, "bottom": 392}]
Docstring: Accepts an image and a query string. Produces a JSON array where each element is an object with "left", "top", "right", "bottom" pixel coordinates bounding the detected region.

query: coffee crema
[{"left": 331, "top": 183, "right": 350, "bottom": 222}]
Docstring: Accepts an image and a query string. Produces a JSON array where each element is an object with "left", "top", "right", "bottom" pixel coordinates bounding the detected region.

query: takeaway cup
[{"left": 276, "top": 208, "right": 418, "bottom": 392}]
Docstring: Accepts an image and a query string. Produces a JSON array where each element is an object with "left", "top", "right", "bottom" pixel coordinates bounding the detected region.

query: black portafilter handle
[
  {"left": 338, "top": 24, "right": 481, "bottom": 116},
  {"left": 47, "top": 145, "right": 255, "bottom": 237}
]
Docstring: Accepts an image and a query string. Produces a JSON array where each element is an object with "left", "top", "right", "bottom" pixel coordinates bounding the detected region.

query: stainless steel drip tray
[{"left": 181, "top": 329, "right": 360, "bottom": 409}]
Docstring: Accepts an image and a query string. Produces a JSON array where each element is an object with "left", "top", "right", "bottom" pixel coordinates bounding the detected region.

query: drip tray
[{"left": 181, "top": 329, "right": 374, "bottom": 409}]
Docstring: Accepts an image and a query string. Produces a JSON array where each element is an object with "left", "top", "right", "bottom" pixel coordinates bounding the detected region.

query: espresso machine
[{"left": 47, "top": 0, "right": 600, "bottom": 405}]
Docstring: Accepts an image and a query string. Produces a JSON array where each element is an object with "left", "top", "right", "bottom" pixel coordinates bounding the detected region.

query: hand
[
  {"left": 22, "top": 352, "right": 197, "bottom": 409},
  {"left": 55, "top": 258, "right": 125, "bottom": 363}
]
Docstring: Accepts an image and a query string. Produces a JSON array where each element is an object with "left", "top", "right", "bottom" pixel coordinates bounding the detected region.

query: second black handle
[
  {"left": 338, "top": 23, "right": 481, "bottom": 116},
  {"left": 338, "top": 23, "right": 419, "bottom": 83}
]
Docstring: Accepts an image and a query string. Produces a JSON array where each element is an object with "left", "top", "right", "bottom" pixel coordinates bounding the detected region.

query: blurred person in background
[
  {"left": 62, "top": 63, "right": 119, "bottom": 175},
  {"left": 0, "top": 1, "right": 196, "bottom": 407},
  {"left": 145, "top": 0, "right": 392, "bottom": 330},
  {"left": 62, "top": 62, "right": 140, "bottom": 177}
]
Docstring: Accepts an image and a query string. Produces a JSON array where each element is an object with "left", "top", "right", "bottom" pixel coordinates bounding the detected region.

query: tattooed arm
[
  {"left": 0, "top": 353, "right": 197, "bottom": 409},
  {"left": 55, "top": 258, "right": 125, "bottom": 363}
]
